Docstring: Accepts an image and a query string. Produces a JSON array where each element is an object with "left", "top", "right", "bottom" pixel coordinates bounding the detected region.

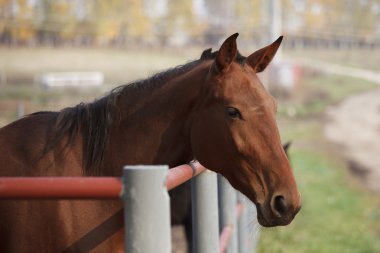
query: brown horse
[
  {"left": 170, "top": 46, "right": 295, "bottom": 253},
  {"left": 0, "top": 33, "right": 300, "bottom": 252}
]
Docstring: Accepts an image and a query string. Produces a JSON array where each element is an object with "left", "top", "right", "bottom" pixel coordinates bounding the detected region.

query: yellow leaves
[
  {"left": 97, "top": 19, "right": 119, "bottom": 40},
  {"left": 125, "top": 0, "right": 152, "bottom": 39},
  {"left": 17, "top": 23, "right": 34, "bottom": 41},
  {"left": 54, "top": 1, "right": 70, "bottom": 16}
]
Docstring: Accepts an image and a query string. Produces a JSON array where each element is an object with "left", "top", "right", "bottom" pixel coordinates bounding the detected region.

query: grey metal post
[
  {"left": 246, "top": 200, "right": 260, "bottom": 253},
  {"left": 123, "top": 165, "right": 171, "bottom": 253},
  {"left": 218, "top": 175, "right": 238, "bottom": 253},
  {"left": 191, "top": 170, "right": 220, "bottom": 253},
  {"left": 237, "top": 192, "right": 248, "bottom": 253}
]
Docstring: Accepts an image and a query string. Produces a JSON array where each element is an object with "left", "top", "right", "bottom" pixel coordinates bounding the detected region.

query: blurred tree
[
  {"left": 287, "top": 0, "right": 378, "bottom": 38},
  {"left": 90, "top": 0, "right": 152, "bottom": 46},
  {"left": 235, "top": 0, "right": 261, "bottom": 42},
  {"left": 125, "top": 0, "right": 153, "bottom": 44},
  {"left": 1, "top": 0, "right": 380, "bottom": 47},
  {"left": 55, "top": 1, "right": 76, "bottom": 42},
  {"left": 36, "top": 0, "right": 77, "bottom": 46},
  {"left": 90, "top": 0, "right": 123, "bottom": 45},
  {"left": 0, "top": 0, "right": 11, "bottom": 43},
  {"left": 9, "top": 0, "right": 36, "bottom": 44},
  {"left": 160, "top": 0, "right": 196, "bottom": 46},
  {"left": 341, "top": 0, "right": 376, "bottom": 37},
  {"left": 203, "top": 0, "right": 234, "bottom": 43}
]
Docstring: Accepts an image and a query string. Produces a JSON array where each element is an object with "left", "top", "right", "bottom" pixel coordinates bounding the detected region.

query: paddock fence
[{"left": 0, "top": 162, "right": 259, "bottom": 253}]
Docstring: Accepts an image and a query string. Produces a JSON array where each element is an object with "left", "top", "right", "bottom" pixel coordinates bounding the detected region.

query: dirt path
[
  {"left": 289, "top": 58, "right": 380, "bottom": 194},
  {"left": 324, "top": 88, "right": 380, "bottom": 193},
  {"left": 289, "top": 57, "right": 380, "bottom": 193}
]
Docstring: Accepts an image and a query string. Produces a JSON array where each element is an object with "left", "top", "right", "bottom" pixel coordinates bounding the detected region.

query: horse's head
[{"left": 190, "top": 33, "right": 301, "bottom": 227}]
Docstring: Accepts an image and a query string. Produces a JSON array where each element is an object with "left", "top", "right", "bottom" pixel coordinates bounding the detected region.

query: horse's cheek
[{"left": 190, "top": 119, "right": 218, "bottom": 170}]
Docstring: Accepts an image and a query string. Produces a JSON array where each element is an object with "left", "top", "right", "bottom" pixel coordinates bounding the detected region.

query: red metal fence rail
[{"left": 0, "top": 162, "right": 206, "bottom": 199}]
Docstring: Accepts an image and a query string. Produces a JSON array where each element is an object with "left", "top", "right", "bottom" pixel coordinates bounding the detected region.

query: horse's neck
[{"left": 106, "top": 63, "right": 210, "bottom": 174}]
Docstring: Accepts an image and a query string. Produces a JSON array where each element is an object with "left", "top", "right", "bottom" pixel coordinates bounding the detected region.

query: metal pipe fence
[
  {"left": 0, "top": 162, "right": 259, "bottom": 252},
  {"left": 191, "top": 170, "right": 220, "bottom": 253},
  {"left": 123, "top": 165, "right": 171, "bottom": 253}
]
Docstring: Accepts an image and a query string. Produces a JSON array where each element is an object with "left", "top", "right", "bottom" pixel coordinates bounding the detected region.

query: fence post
[
  {"left": 123, "top": 165, "right": 171, "bottom": 253},
  {"left": 248, "top": 202, "right": 260, "bottom": 253},
  {"left": 241, "top": 199, "right": 260, "bottom": 253},
  {"left": 191, "top": 170, "right": 220, "bottom": 253},
  {"left": 218, "top": 175, "right": 238, "bottom": 253},
  {"left": 237, "top": 193, "right": 249, "bottom": 253}
]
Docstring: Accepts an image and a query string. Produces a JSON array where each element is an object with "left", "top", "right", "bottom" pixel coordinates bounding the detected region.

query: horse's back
[{"left": 0, "top": 112, "right": 57, "bottom": 176}]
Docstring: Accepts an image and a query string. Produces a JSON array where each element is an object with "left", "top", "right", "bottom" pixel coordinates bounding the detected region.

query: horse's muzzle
[{"left": 256, "top": 193, "right": 301, "bottom": 227}]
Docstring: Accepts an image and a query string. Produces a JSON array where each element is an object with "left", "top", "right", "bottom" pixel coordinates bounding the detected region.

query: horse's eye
[{"left": 227, "top": 107, "right": 242, "bottom": 119}]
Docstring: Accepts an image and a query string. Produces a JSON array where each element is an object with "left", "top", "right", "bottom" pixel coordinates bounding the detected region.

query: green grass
[
  {"left": 258, "top": 69, "right": 380, "bottom": 252},
  {"left": 258, "top": 147, "right": 380, "bottom": 253}
]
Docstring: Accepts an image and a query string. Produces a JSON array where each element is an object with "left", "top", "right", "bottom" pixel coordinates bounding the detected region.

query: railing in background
[{"left": 0, "top": 162, "right": 259, "bottom": 253}]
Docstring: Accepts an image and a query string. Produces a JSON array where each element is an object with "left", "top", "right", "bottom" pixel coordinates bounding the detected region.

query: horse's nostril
[{"left": 272, "top": 195, "right": 288, "bottom": 217}]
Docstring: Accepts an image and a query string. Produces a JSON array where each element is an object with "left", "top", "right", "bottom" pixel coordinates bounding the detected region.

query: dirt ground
[{"left": 324, "top": 87, "right": 380, "bottom": 193}]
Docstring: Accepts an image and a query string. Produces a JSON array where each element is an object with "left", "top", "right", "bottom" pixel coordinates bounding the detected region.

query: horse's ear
[
  {"left": 282, "top": 141, "right": 291, "bottom": 157},
  {"left": 247, "top": 36, "right": 283, "bottom": 73},
  {"left": 214, "top": 33, "right": 239, "bottom": 73},
  {"left": 200, "top": 48, "right": 212, "bottom": 60}
]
